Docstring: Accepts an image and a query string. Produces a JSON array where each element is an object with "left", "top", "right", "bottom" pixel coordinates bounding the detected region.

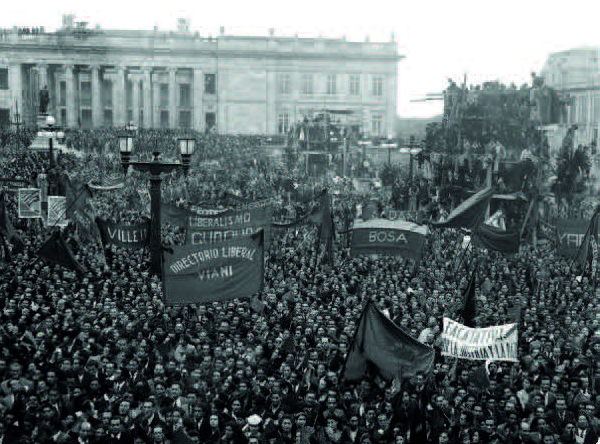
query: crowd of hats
[{"left": 0, "top": 131, "right": 599, "bottom": 444}]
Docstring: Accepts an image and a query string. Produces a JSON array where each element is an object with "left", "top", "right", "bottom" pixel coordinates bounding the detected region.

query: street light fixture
[
  {"left": 117, "top": 129, "right": 194, "bottom": 276},
  {"left": 118, "top": 123, "right": 136, "bottom": 174},
  {"left": 178, "top": 138, "right": 196, "bottom": 176}
]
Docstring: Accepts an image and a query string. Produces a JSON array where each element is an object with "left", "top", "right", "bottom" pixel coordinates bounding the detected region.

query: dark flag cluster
[{"left": 431, "top": 186, "right": 520, "bottom": 255}]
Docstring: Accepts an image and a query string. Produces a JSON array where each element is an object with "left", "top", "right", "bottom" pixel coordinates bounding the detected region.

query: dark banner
[
  {"left": 96, "top": 218, "right": 150, "bottom": 249},
  {"left": 473, "top": 225, "right": 520, "bottom": 254},
  {"left": 187, "top": 206, "right": 271, "bottom": 246},
  {"left": 555, "top": 218, "right": 598, "bottom": 258},
  {"left": 163, "top": 231, "right": 264, "bottom": 304},
  {"left": 0, "top": 178, "right": 31, "bottom": 193},
  {"left": 351, "top": 219, "right": 429, "bottom": 260}
]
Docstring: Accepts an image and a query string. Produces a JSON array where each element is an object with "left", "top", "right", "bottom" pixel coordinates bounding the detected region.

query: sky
[{"left": 4, "top": 0, "right": 600, "bottom": 118}]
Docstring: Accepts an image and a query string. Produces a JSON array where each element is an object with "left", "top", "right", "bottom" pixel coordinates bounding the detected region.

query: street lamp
[
  {"left": 118, "top": 132, "right": 195, "bottom": 276},
  {"left": 178, "top": 137, "right": 196, "bottom": 176},
  {"left": 45, "top": 115, "right": 56, "bottom": 170},
  {"left": 118, "top": 123, "right": 136, "bottom": 174}
]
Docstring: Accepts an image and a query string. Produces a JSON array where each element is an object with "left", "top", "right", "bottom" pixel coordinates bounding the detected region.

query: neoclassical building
[
  {"left": 541, "top": 47, "right": 600, "bottom": 148},
  {"left": 0, "top": 17, "right": 402, "bottom": 136}
]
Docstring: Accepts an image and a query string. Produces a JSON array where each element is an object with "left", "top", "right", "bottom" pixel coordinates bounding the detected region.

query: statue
[{"left": 39, "top": 85, "right": 50, "bottom": 114}]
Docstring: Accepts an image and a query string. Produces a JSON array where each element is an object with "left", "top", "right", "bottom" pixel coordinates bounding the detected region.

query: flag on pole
[
  {"left": 458, "top": 265, "right": 478, "bottom": 328},
  {"left": 36, "top": 231, "right": 87, "bottom": 274},
  {"left": 342, "top": 300, "right": 435, "bottom": 381}
]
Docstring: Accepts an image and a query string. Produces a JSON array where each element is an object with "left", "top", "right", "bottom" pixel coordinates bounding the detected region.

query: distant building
[
  {"left": 541, "top": 47, "right": 600, "bottom": 149},
  {"left": 0, "top": 16, "right": 402, "bottom": 135}
]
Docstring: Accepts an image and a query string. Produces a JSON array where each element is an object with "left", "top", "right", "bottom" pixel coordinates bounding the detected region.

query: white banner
[
  {"left": 441, "top": 317, "right": 518, "bottom": 362},
  {"left": 48, "top": 196, "right": 68, "bottom": 227},
  {"left": 18, "top": 188, "right": 42, "bottom": 219}
]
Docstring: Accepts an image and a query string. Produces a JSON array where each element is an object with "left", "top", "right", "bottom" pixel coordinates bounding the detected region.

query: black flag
[
  {"left": 458, "top": 265, "right": 478, "bottom": 328},
  {"left": 36, "top": 231, "right": 87, "bottom": 274}
]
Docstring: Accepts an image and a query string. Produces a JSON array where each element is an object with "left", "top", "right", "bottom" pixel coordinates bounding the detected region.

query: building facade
[
  {"left": 541, "top": 47, "right": 600, "bottom": 148},
  {"left": 0, "top": 19, "right": 401, "bottom": 136}
]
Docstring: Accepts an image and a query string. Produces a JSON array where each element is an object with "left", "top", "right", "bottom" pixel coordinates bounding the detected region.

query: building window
[
  {"left": 81, "top": 109, "right": 92, "bottom": 129},
  {"left": 59, "top": 81, "right": 67, "bottom": 106},
  {"left": 278, "top": 113, "right": 290, "bottom": 134},
  {"left": 179, "top": 84, "right": 191, "bottom": 108},
  {"left": 160, "top": 84, "right": 169, "bottom": 109},
  {"left": 372, "top": 76, "right": 384, "bottom": 97},
  {"left": 103, "top": 110, "right": 112, "bottom": 127},
  {"left": 279, "top": 74, "right": 291, "bottom": 94},
  {"left": 126, "top": 110, "right": 133, "bottom": 124},
  {"left": 204, "top": 74, "right": 216, "bottom": 94},
  {"left": 102, "top": 80, "right": 113, "bottom": 108},
  {"left": 205, "top": 112, "right": 216, "bottom": 132},
  {"left": 0, "top": 108, "right": 9, "bottom": 129},
  {"left": 0, "top": 68, "right": 8, "bottom": 90},
  {"left": 80, "top": 81, "right": 92, "bottom": 108},
  {"left": 60, "top": 109, "right": 67, "bottom": 126},
  {"left": 372, "top": 114, "right": 383, "bottom": 135},
  {"left": 160, "top": 110, "right": 169, "bottom": 129},
  {"left": 349, "top": 74, "right": 360, "bottom": 96},
  {"left": 139, "top": 82, "right": 144, "bottom": 107},
  {"left": 179, "top": 110, "right": 191, "bottom": 129},
  {"left": 301, "top": 74, "right": 314, "bottom": 95},
  {"left": 326, "top": 74, "right": 337, "bottom": 95}
]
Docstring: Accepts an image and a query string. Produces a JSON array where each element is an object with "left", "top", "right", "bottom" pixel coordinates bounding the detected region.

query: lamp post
[
  {"left": 178, "top": 138, "right": 196, "bottom": 176},
  {"left": 118, "top": 130, "right": 195, "bottom": 276},
  {"left": 45, "top": 115, "right": 56, "bottom": 170}
]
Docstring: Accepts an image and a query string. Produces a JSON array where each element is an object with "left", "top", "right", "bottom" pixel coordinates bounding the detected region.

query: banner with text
[
  {"left": 441, "top": 317, "right": 518, "bottom": 362},
  {"left": 18, "top": 188, "right": 42, "bottom": 219},
  {"left": 351, "top": 218, "right": 429, "bottom": 260},
  {"left": 187, "top": 205, "right": 271, "bottom": 246},
  {"left": 163, "top": 231, "right": 264, "bottom": 304},
  {"left": 96, "top": 218, "right": 150, "bottom": 249},
  {"left": 0, "top": 178, "right": 31, "bottom": 193},
  {"left": 555, "top": 218, "right": 598, "bottom": 258},
  {"left": 47, "top": 196, "right": 68, "bottom": 227}
]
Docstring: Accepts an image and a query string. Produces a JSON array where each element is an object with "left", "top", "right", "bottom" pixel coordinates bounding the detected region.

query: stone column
[
  {"left": 91, "top": 65, "right": 102, "bottom": 128},
  {"left": 65, "top": 65, "right": 77, "bottom": 128},
  {"left": 143, "top": 69, "right": 152, "bottom": 128},
  {"left": 193, "top": 68, "right": 203, "bottom": 131},
  {"left": 266, "top": 67, "right": 276, "bottom": 134},
  {"left": 152, "top": 73, "right": 160, "bottom": 129},
  {"left": 9, "top": 63, "right": 22, "bottom": 119},
  {"left": 38, "top": 64, "right": 49, "bottom": 90},
  {"left": 113, "top": 66, "right": 126, "bottom": 127},
  {"left": 132, "top": 78, "right": 140, "bottom": 126},
  {"left": 169, "top": 68, "right": 177, "bottom": 129}
]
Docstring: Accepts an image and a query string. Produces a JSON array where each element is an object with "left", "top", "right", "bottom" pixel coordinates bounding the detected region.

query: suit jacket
[{"left": 548, "top": 409, "right": 576, "bottom": 434}]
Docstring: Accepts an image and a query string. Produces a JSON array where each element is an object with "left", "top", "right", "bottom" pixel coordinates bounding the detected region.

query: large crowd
[{"left": 0, "top": 129, "right": 599, "bottom": 444}]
